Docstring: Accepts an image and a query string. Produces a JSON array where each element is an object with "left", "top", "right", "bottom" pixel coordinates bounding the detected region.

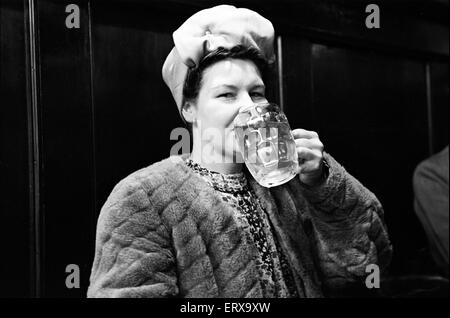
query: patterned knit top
[{"left": 184, "top": 157, "right": 299, "bottom": 298}]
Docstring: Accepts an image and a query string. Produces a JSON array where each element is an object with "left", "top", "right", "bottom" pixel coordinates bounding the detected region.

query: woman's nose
[
  {"left": 229, "top": 94, "right": 255, "bottom": 127},
  {"left": 237, "top": 93, "right": 255, "bottom": 109}
]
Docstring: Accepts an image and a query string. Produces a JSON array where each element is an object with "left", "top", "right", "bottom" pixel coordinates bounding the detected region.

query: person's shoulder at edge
[{"left": 414, "top": 146, "right": 449, "bottom": 184}]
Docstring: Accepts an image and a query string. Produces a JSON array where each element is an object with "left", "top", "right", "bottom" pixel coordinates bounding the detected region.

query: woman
[{"left": 87, "top": 5, "right": 392, "bottom": 298}]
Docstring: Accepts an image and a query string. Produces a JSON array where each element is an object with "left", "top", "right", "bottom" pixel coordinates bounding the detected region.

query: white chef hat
[{"left": 162, "top": 5, "right": 275, "bottom": 116}]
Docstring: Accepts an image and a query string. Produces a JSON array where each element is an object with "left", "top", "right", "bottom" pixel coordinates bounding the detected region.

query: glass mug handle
[{"left": 288, "top": 129, "right": 301, "bottom": 174}]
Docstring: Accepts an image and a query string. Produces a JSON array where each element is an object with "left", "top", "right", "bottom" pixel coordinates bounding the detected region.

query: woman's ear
[{"left": 181, "top": 102, "right": 196, "bottom": 124}]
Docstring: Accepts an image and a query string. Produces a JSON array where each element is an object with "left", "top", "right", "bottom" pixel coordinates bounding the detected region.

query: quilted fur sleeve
[
  {"left": 300, "top": 153, "right": 393, "bottom": 295},
  {"left": 87, "top": 167, "right": 178, "bottom": 298}
]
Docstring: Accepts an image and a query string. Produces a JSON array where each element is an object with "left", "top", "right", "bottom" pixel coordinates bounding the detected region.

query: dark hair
[{"left": 181, "top": 45, "right": 270, "bottom": 130}]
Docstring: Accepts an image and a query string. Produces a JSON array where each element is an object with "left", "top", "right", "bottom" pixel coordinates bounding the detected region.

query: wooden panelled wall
[{"left": 0, "top": 0, "right": 448, "bottom": 297}]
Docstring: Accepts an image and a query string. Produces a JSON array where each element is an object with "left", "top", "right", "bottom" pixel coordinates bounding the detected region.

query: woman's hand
[{"left": 292, "top": 129, "right": 325, "bottom": 186}]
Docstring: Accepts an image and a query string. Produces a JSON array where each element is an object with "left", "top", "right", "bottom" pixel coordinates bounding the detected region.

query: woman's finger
[
  {"left": 291, "top": 129, "right": 318, "bottom": 140},
  {"left": 295, "top": 138, "right": 323, "bottom": 151},
  {"left": 296, "top": 147, "right": 317, "bottom": 161}
]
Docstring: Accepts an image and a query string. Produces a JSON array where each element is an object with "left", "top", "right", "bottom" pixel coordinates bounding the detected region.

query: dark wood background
[{"left": 1, "top": 0, "right": 448, "bottom": 297}]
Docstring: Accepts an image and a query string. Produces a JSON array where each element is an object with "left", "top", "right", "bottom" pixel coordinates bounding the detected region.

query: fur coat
[{"left": 87, "top": 152, "right": 392, "bottom": 298}]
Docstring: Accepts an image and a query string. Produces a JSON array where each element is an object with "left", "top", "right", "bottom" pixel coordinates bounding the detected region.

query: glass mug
[{"left": 232, "top": 102, "right": 300, "bottom": 188}]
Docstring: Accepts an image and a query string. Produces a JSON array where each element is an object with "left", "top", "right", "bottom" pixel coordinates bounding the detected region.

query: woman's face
[{"left": 190, "top": 58, "right": 268, "bottom": 162}]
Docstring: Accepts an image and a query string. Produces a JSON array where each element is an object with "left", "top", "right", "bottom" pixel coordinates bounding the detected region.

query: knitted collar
[{"left": 184, "top": 157, "right": 249, "bottom": 194}]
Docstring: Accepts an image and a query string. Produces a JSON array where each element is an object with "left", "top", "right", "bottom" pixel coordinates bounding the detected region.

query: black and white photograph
[{"left": 0, "top": 0, "right": 448, "bottom": 305}]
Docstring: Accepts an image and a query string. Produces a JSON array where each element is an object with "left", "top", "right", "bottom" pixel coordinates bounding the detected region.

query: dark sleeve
[
  {"left": 299, "top": 152, "right": 393, "bottom": 293},
  {"left": 87, "top": 176, "right": 178, "bottom": 298}
]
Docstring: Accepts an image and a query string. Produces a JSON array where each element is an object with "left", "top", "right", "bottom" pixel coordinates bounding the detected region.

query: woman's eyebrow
[
  {"left": 211, "top": 84, "right": 238, "bottom": 90},
  {"left": 251, "top": 84, "right": 266, "bottom": 90},
  {"left": 211, "top": 84, "right": 266, "bottom": 90}
]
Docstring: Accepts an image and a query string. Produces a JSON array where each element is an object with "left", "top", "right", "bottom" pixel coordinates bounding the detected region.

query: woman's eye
[
  {"left": 251, "top": 92, "right": 265, "bottom": 98},
  {"left": 218, "top": 93, "right": 235, "bottom": 99}
]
